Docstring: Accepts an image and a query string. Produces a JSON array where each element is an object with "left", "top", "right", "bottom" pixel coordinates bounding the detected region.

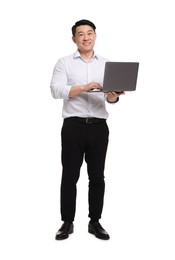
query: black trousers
[{"left": 60, "top": 118, "right": 109, "bottom": 223}]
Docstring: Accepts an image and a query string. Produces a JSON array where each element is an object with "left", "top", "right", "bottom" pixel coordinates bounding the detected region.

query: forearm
[
  {"left": 68, "top": 85, "right": 88, "bottom": 97},
  {"left": 68, "top": 82, "right": 102, "bottom": 97}
]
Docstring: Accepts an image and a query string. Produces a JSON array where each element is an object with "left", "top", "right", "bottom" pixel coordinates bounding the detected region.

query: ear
[{"left": 72, "top": 36, "right": 76, "bottom": 44}]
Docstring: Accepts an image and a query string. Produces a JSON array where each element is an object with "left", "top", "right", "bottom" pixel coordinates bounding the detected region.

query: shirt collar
[{"left": 73, "top": 50, "right": 98, "bottom": 61}]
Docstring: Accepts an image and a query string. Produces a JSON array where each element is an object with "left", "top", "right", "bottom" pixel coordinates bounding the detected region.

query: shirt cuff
[{"left": 107, "top": 97, "right": 119, "bottom": 104}]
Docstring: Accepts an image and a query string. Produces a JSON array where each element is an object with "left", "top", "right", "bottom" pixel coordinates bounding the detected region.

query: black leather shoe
[
  {"left": 55, "top": 222, "right": 74, "bottom": 240},
  {"left": 88, "top": 221, "right": 110, "bottom": 240}
]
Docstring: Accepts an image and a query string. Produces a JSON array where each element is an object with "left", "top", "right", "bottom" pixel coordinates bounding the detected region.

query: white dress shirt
[{"left": 50, "top": 50, "right": 109, "bottom": 119}]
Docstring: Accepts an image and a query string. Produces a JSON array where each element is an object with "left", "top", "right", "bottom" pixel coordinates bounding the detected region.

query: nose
[{"left": 83, "top": 33, "right": 89, "bottom": 40}]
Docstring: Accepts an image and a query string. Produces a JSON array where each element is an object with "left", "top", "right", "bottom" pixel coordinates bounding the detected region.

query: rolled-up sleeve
[{"left": 50, "top": 59, "right": 72, "bottom": 100}]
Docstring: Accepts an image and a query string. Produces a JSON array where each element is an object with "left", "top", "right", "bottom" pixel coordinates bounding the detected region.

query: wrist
[
  {"left": 107, "top": 97, "right": 119, "bottom": 103},
  {"left": 80, "top": 85, "right": 86, "bottom": 92}
]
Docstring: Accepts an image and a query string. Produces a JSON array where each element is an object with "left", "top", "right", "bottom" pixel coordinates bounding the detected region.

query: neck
[{"left": 79, "top": 50, "right": 94, "bottom": 61}]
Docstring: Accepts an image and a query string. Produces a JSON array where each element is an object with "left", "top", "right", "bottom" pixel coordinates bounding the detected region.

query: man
[{"left": 50, "top": 19, "right": 124, "bottom": 240}]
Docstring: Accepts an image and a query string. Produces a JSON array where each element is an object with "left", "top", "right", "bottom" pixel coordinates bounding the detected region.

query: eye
[{"left": 78, "top": 33, "right": 84, "bottom": 37}]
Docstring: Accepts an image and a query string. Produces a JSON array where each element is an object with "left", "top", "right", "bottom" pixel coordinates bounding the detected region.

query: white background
[{"left": 0, "top": 0, "right": 175, "bottom": 259}]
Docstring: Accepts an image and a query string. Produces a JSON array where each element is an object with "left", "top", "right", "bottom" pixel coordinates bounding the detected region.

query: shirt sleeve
[{"left": 50, "top": 59, "right": 72, "bottom": 100}]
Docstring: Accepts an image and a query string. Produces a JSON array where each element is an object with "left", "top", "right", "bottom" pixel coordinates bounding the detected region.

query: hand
[
  {"left": 106, "top": 91, "right": 125, "bottom": 103},
  {"left": 85, "top": 82, "right": 103, "bottom": 92}
]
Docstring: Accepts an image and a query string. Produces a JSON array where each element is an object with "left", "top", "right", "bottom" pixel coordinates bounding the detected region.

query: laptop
[{"left": 90, "top": 61, "right": 139, "bottom": 92}]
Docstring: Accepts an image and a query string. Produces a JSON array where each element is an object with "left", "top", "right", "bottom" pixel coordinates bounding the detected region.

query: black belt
[{"left": 64, "top": 117, "right": 106, "bottom": 124}]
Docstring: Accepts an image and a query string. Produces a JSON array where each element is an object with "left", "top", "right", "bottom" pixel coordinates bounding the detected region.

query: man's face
[{"left": 72, "top": 25, "right": 96, "bottom": 53}]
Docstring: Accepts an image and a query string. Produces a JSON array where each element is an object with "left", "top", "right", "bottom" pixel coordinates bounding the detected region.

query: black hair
[{"left": 71, "top": 19, "right": 96, "bottom": 36}]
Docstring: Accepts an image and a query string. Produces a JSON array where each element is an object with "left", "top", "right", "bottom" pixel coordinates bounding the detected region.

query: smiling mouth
[{"left": 83, "top": 42, "right": 91, "bottom": 46}]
